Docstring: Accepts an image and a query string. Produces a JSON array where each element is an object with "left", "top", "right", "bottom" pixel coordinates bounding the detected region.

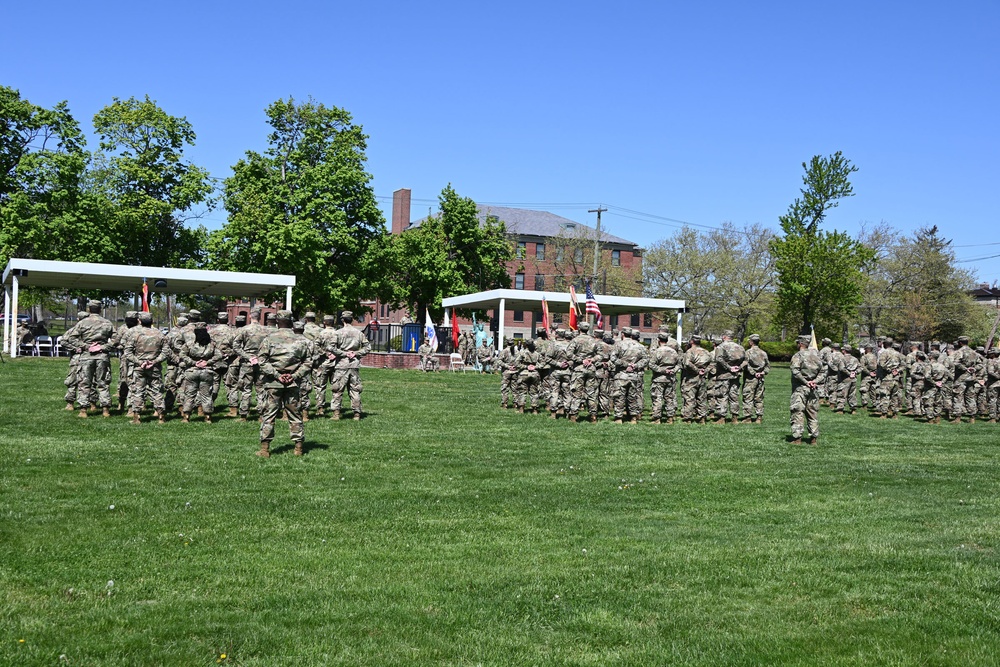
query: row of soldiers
[
  {"left": 491, "top": 323, "right": 771, "bottom": 424},
  {"left": 60, "top": 303, "right": 371, "bottom": 447},
  {"left": 815, "top": 336, "right": 1000, "bottom": 423}
]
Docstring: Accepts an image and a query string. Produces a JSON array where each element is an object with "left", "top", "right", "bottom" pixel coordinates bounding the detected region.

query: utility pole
[{"left": 588, "top": 206, "right": 607, "bottom": 326}]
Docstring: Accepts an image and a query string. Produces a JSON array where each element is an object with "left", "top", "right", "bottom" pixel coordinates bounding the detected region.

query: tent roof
[
  {"left": 442, "top": 289, "right": 684, "bottom": 314},
  {"left": 2, "top": 258, "right": 295, "bottom": 298}
]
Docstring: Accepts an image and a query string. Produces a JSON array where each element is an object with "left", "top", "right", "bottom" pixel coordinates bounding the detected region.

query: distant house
[
  {"left": 371, "top": 188, "right": 660, "bottom": 341},
  {"left": 970, "top": 283, "right": 1000, "bottom": 308}
]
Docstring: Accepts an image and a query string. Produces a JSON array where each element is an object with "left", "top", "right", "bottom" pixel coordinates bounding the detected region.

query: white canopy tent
[
  {"left": 441, "top": 288, "right": 686, "bottom": 350},
  {"left": 2, "top": 258, "right": 296, "bottom": 357}
]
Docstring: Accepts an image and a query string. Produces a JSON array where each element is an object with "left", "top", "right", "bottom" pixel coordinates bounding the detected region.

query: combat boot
[
  {"left": 78, "top": 409, "right": 88, "bottom": 419},
  {"left": 65, "top": 402, "right": 74, "bottom": 411},
  {"left": 730, "top": 416, "right": 739, "bottom": 425},
  {"left": 589, "top": 415, "right": 597, "bottom": 423},
  {"left": 197, "top": 406, "right": 204, "bottom": 417},
  {"left": 102, "top": 408, "right": 111, "bottom": 418},
  {"left": 353, "top": 412, "right": 361, "bottom": 421},
  {"left": 517, "top": 406, "right": 524, "bottom": 414},
  {"left": 614, "top": 418, "right": 623, "bottom": 424},
  {"left": 531, "top": 408, "right": 539, "bottom": 415},
  {"left": 294, "top": 442, "right": 304, "bottom": 456},
  {"left": 650, "top": 418, "right": 660, "bottom": 425},
  {"left": 713, "top": 417, "right": 726, "bottom": 425},
  {"left": 255, "top": 441, "right": 270, "bottom": 458},
  {"left": 131, "top": 413, "right": 141, "bottom": 425},
  {"left": 181, "top": 412, "right": 190, "bottom": 423},
  {"left": 302, "top": 411, "right": 309, "bottom": 422},
  {"left": 330, "top": 410, "right": 341, "bottom": 421},
  {"left": 665, "top": 417, "right": 674, "bottom": 425},
  {"left": 204, "top": 414, "right": 212, "bottom": 424},
  {"left": 569, "top": 415, "right": 578, "bottom": 423},
  {"left": 156, "top": 412, "right": 166, "bottom": 424},
  {"left": 550, "top": 411, "right": 557, "bottom": 420},
  {"left": 969, "top": 417, "right": 975, "bottom": 424},
  {"left": 228, "top": 407, "right": 238, "bottom": 418},
  {"left": 629, "top": 417, "right": 638, "bottom": 424},
  {"left": 809, "top": 437, "right": 818, "bottom": 446},
  {"left": 791, "top": 438, "right": 802, "bottom": 445},
  {"left": 315, "top": 406, "right": 325, "bottom": 417}
]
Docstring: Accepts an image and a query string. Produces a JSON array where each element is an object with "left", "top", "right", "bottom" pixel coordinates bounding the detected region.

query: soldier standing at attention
[
  {"left": 109, "top": 311, "right": 140, "bottom": 414},
  {"left": 924, "top": 351, "right": 948, "bottom": 423},
  {"left": 292, "top": 320, "right": 318, "bottom": 421},
  {"left": 818, "top": 338, "right": 833, "bottom": 404},
  {"left": 648, "top": 331, "right": 680, "bottom": 424},
  {"left": 163, "top": 315, "right": 188, "bottom": 414},
  {"left": 233, "top": 306, "right": 269, "bottom": 422},
  {"left": 208, "top": 312, "right": 238, "bottom": 415},
  {"left": 62, "top": 311, "right": 89, "bottom": 411},
  {"left": 835, "top": 344, "right": 861, "bottom": 414},
  {"left": 312, "top": 314, "right": 337, "bottom": 414},
  {"left": 876, "top": 337, "right": 904, "bottom": 419},
  {"left": 985, "top": 348, "right": 1000, "bottom": 423},
  {"left": 741, "top": 334, "right": 769, "bottom": 423},
  {"left": 63, "top": 300, "right": 115, "bottom": 418},
  {"left": 567, "top": 321, "right": 601, "bottom": 422},
  {"left": 681, "top": 335, "right": 711, "bottom": 423},
  {"left": 594, "top": 329, "right": 613, "bottom": 419},
  {"left": 514, "top": 339, "right": 542, "bottom": 413},
  {"left": 951, "top": 336, "right": 979, "bottom": 423},
  {"left": 301, "top": 312, "right": 324, "bottom": 415},
  {"left": 547, "top": 329, "right": 573, "bottom": 419},
  {"left": 125, "top": 312, "right": 168, "bottom": 424},
  {"left": 713, "top": 330, "right": 746, "bottom": 424},
  {"left": 859, "top": 342, "right": 879, "bottom": 412},
  {"left": 179, "top": 322, "right": 221, "bottom": 423},
  {"left": 496, "top": 338, "right": 517, "bottom": 406},
  {"left": 610, "top": 327, "right": 648, "bottom": 423},
  {"left": 790, "top": 334, "right": 826, "bottom": 445},
  {"left": 256, "top": 310, "right": 312, "bottom": 458},
  {"left": 326, "top": 310, "right": 371, "bottom": 420}
]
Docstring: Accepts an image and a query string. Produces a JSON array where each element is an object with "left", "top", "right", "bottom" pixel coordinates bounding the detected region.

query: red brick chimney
[{"left": 391, "top": 188, "right": 411, "bottom": 235}]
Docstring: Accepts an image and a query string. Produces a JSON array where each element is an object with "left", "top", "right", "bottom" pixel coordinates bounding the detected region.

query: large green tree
[
  {"left": 0, "top": 86, "right": 118, "bottom": 270},
  {"left": 208, "top": 97, "right": 387, "bottom": 313},
  {"left": 389, "top": 185, "right": 512, "bottom": 322},
  {"left": 93, "top": 95, "right": 213, "bottom": 269},
  {"left": 770, "top": 152, "right": 874, "bottom": 336}
]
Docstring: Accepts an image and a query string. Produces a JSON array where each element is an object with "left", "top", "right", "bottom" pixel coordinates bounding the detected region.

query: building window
[
  {"left": 630, "top": 313, "right": 640, "bottom": 327},
  {"left": 533, "top": 311, "right": 543, "bottom": 324},
  {"left": 516, "top": 242, "right": 526, "bottom": 259},
  {"left": 535, "top": 243, "right": 545, "bottom": 260},
  {"left": 534, "top": 274, "right": 545, "bottom": 290},
  {"left": 513, "top": 310, "right": 524, "bottom": 322},
  {"left": 612, "top": 249, "right": 621, "bottom": 266},
  {"left": 552, "top": 313, "right": 563, "bottom": 324},
  {"left": 556, "top": 246, "right": 564, "bottom": 262},
  {"left": 643, "top": 338, "right": 652, "bottom": 346},
  {"left": 515, "top": 273, "right": 524, "bottom": 290},
  {"left": 513, "top": 333, "right": 524, "bottom": 340},
  {"left": 574, "top": 247, "right": 584, "bottom": 263},
  {"left": 643, "top": 313, "right": 653, "bottom": 327},
  {"left": 609, "top": 314, "right": 618, "bottom": 328}
]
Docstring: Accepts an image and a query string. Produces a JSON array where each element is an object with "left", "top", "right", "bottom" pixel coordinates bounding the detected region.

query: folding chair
[
  {"left": 449, "top": 353, "right": 467, "bottom": 372},
  {"left": 34, "top": 335, "right": 53, "bottom": 356}
]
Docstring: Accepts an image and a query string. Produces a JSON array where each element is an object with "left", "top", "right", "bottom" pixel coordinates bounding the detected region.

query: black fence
[{"left": 363, "top": 322, "right": 456, "bottom": 354}]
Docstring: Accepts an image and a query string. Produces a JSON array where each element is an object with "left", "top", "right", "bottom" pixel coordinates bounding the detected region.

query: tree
[
  {"left": 0, "top": 86, "right": 118, "bottom": 270},
  {"left": 770, "top": 152, "right": 874, "bottom": 336},
  {"left": 93, "top": 95, "right": 213, "bottom": 269},
  {"left": 546, "top": 224, "right": 642, "bottom": 297},
  {"left": 389, "top": 185, "right": 512, "bottom": 321},
  {"left": 208, "top": 97, "right": 387, "bottom": 313},
  {"left": 644, "top": 223, "right": 776, "bottom": 339}
]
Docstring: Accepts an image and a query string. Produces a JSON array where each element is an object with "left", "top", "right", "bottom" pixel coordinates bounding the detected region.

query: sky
[{"left": 4, "top": 1, "right": 998, "bottom": 282}]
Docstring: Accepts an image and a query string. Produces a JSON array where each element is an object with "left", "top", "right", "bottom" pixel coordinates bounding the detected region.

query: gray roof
[{"left": 409, "top": 205, "right": 638, "bottom": 247}]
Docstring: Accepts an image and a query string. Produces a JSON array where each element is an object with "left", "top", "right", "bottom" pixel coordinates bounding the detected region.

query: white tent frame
[
  {"left": 441, "top": 289, "right": 686, "bottom": 351},
  {"left": 3, "top": 258, "right": 296, "bottom": 357}
]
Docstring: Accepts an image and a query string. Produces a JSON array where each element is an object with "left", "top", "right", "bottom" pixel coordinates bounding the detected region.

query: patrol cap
[
  {"left": 657, "top": 331, "right": 669, "bottom": 340},
  {"left": 322, "top": 314, "right": 336, "bottom": 322},
  {"left": 76, "top": 311, "right": 88, "bottom": 319},
  {"left": 622, "top": 327, "right": 632, "bottom": 336},
  {"left": 722, "top": 329, "right": 734, "bottom": 338},
  {"left": 87, "top": 299, "right": 102, "bottom": 309},
  {"left": 250, "top": 305, "right": 263, "bottom": 314},
  {"left": 822, "top": 337, "right": 831, "bottom": 345},
  {"left": 988, "top": 348, "right": 999, "bottom": 357},
  {"left": 217, "top": 312, "right": 228, "bottom": 321},
  {"left": 265, "top": 312, "right": 276, "bottom": 320},
  {"left": 125, "top": 310, "right": 138, "bottom": 319},
  {"left": 276, "top": 309, "right": 293, "bottom": 322},
  {"left": 304, "top": 311, "right": 317, "bottom": 319},
  {"left": 748, "top": 334, "right": 761, "bottom": 343},
  {"left": 341, "top": 310, "right": 354, "bottom": 320},
  {"left": 842, "top": 343, "right": 852, "bottom": 352},
  {"left": 796, "top": 335, "right": 811, "bottom": 345},
  {"left": 631, "top": 329, "right": 640, "bottom": 339},
  {"left": 593, "top": 328, "right": 604, "bottom": 336},
  {"left": 193, "top": 321, "right": 207, "bottom": 329},
  {"left": 976, "top": 346, "right": 985, "bottom": 354},
  {"left": 892, "top": 342, "right": 901, "bottom": 350},
  {"left": 884, "top": 337, "right": 894, "bottom": 344},
  {"left": 292, "top": 320, "right": 305, "bottom": 331},
  {"left": 916, "top": 351, "right": 926, "bottom": 360},
  {"left": 188, "top": 309, "right": 201, "bottom": 320},
  {"left": 690, "top": 335, "right": 702, "bottom": 343},
  {"left": 957, "top": 335, "right": 970, "bottom": 344},
  {"left": 176, "top": 316, "right": 189, "bottom": 325},
  {"left": 138, "top": 312, "right": 152, "bottom": 324},
  {"left": 578, "top": 321, "right": 590, "bottom": 332}
]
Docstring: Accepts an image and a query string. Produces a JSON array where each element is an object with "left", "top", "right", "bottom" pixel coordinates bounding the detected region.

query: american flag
[{"left": 585, "top": 281, "right": 603, "bottom": 328}]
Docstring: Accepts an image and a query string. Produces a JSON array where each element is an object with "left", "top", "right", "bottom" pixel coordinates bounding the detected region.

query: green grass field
[{"left": 2, "top": 358, "right": 999, "bottom": 666}]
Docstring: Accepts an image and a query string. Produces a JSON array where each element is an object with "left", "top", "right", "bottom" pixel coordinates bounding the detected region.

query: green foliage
[
  {"left": 208, "top": 97, "right": 387, "bottom": 313},
  {"left": 770, "top": 152, "right": 875, "bottom": 335},
  {"left": 758, "top": 340, "right": 798, "bottom": 362},
  {"left": 5, "top": 360, "right": 1000, "bottom": 664},
  {"left": 0, "top": 86, "right": 120, "bottom": 270},
  {"left": 93, "top": 96, "right": 213, "bottom": 269},
  {"left": 388, "top": 184, "right": 513, "bottom": 321}
]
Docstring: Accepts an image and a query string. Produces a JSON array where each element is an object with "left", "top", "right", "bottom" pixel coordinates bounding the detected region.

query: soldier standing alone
[{"left": 790, "top": 334, "right": 826, "bottom": 445}]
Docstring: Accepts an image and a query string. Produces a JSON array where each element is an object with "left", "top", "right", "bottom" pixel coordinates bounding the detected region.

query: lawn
[{"left": 2, "top": 357, "right": 999, "bottom": 666}]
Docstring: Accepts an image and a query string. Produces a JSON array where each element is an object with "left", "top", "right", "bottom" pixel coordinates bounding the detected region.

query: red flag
[
  {"left": 451, "top": 319, "right": 459, "bottom": 351},
  {"left": 568, "top": 285, "right": 580, "bottom": 330},
  {"left": 541, "top": 297, "right": 550, "bottom": 332},
  {"left": 141, "top": 279, "right": 150, "bottom": 312}
]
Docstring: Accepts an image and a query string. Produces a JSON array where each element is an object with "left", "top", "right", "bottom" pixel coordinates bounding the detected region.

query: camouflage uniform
[
  {"left": 163, "top": 316, "right": 188, "bottom": 413},
  {"left": 179, "top": 325, "right": 222, "bottom": 420},
  {"left": 61, "top": 312, "right": 88, "bottom": 409},
  {"left": 951, "top": 338, "right": 979, "bottom": 422},
  {"left": 818, "top": 339, "right": 833, "bottom": 403},
  {"left": 312, "top": 316, "right": 337, "bottom": 413},
  {"left": 233, "top": 310, "right": 270, "bottom": 419},
  {"left": 834, "top": 346, "right": 860, "bottom": 413},
  {"left": 208, "top": 313, "right": 239, "bottom": 414},
  {"left": 790, "top": 337, "right": 827, "bottom": 442},
  {"left": 124, "top": 314, "right": 168, "bottom": 421},
  {"left": 594, "top": 331, "right": 614, "bottom": 418},
  {"left": 647, "top": 333, "right": 680, "bottom": 423},
  {"left": 62, "top": 302, "right": 114, "bottom": 416},
  {"left": 514, "top": 341, "right": 542, "bottom": 412},
  {"left": 609, "top": 330, "right": 648, "bottom": 422},
  {"left": 741, "top": 335, "right": 770, "bottom": 422},
  {"left": 109, "top": 312, "right": 139, "bottom": 412},
  {"left": 496, "top": 340, "right": 517, "bottom": 407},
  {"left": 567, "top": 323, "right": 601, "bottom": 421},
  {"left": 326, "top": 312, "right": 371, "bottom": 418},
  {"left": 859, "top": 345, "right": 879, "bottom": 410},
  {"left": 546, "top": 330, "right": 573, "bottom": 417},
  {"left": 903, "top": 345, "right": 919, "bottom": 413},
  {"left": 985, "top": 350, "right": 1000, "bottom": 422},
  {"left": 876, "top": 340, "right": 904, "bottom": 417},
  {"left": 923, "top": 352, "right": 949, "bottom": 422},
  {"left": 256, "top": 312, "right": 312, "bottom": 457},
  {"left": 681, "top": 338, "right": 711, "bottom": 422},
  {"left": 907, "top": 351, "right": 928, "bottom": 418},
  {"left": 713, "top": 332, "right": 746, "bottom": 422}
]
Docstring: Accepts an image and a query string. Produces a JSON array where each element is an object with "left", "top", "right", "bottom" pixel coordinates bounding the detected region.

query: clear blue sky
[{"left": 4, "top": 1, "right": 998, "bottom": 281}]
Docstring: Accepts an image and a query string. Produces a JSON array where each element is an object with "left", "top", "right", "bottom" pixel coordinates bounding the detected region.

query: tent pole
[
  {"left": 3, "top": 285, "right": 11, "bottom": 355},
  {"left": 498, "top": 299, "right": 505, "bottom": 351},
  {"left": 11, "top": 275, "right": 19, "bottom": 357},
  {"left": 676, "top": 309, "right": 683, "bottom": 343}
]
